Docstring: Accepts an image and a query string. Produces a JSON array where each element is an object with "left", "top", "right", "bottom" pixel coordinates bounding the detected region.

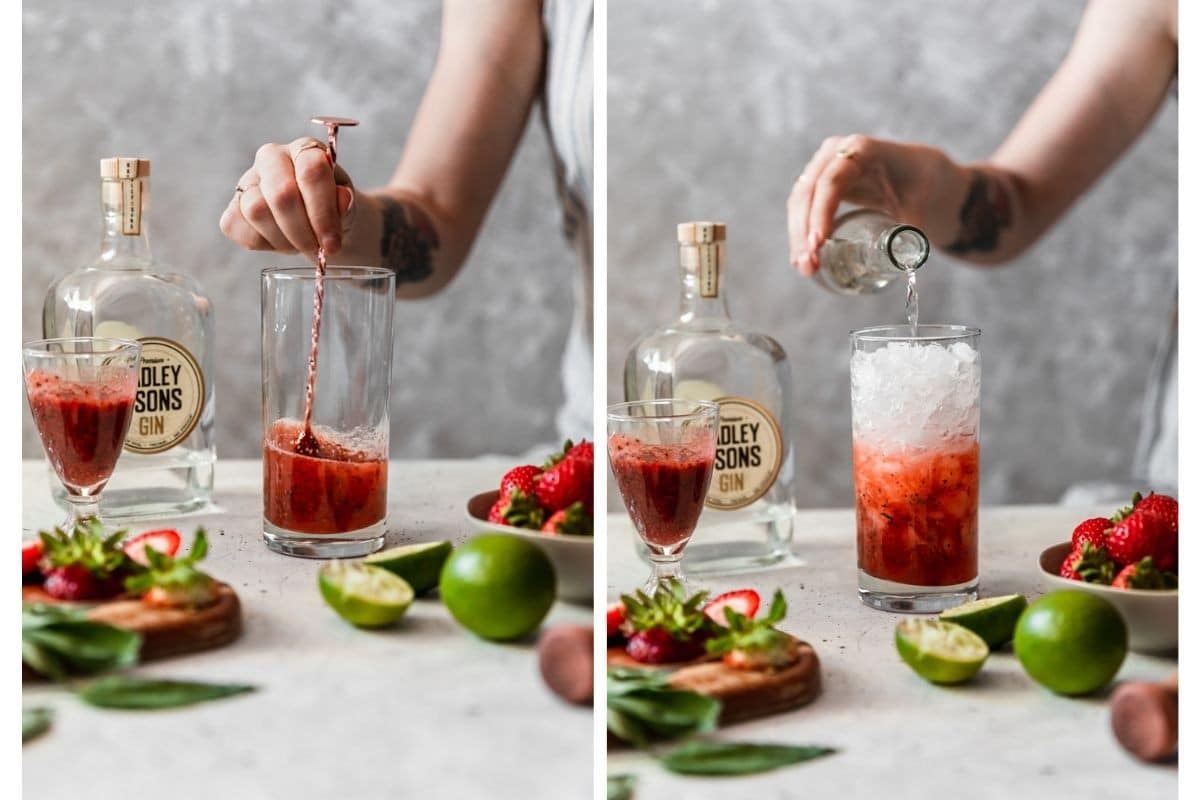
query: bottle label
[
  {"left": 124, "top": 337, "right": 205, "bottom": 455},
  {"left": 118, "top": 160, "right": 142, "bottom": 235},
  {"left": 706, "top": 396, "right": 783, "bottom": 510},
  {"left": 697, "top": 244, "right": 719, "bottom": 298}
]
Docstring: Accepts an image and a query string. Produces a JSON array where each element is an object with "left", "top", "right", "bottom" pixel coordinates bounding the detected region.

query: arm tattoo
[
  {"left": 378, "top": 197, "right": 439, "bottom": 284},
  {"left": 947, "top": 170, "right": 1013, "bottom": 254}
]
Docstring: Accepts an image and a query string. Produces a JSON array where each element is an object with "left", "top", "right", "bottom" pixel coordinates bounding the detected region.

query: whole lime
[
  {"left": 1013, "top": 590, "right": 1128, "bottom": 696},
  {"left": 440, "top": 533, "right": 556, "bottom": 641}
]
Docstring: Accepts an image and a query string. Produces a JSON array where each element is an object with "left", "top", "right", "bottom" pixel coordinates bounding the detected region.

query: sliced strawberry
[
  {"left": 1070, "top": 517, "right": 1110, "bottom": 551},
  {"left": 625, "top": 628, "right": 706, "bottom": 664},
  {"left": 704, "top": 589, "right": 761, "bottom": 625},
  {"left": 499, "top": 465, "right": 541, "bottom": 500},
  {"left": 123, "top": 529, "right": 182, "bottom": 567},
  {"left": 23, "top": 540, "right": 44, "bottom": 576},
  {"left": 606, "top": 602, "right": 626, "bottom": 641}
]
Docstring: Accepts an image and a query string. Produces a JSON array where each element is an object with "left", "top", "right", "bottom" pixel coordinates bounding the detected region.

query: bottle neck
[
  {"left": 678, "top": 264, "right": 732, "bottom": 322},
  {"left": 97, "top": 176, "right": 152, "bottom": 269}
]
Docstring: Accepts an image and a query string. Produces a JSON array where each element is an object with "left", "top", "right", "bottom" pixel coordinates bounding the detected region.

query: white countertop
[
  {"left": 22, "top": 460, "right": 592, "bottom": 800},
  {"left": 606, "top": 506, "right": 1177, "bottom": 799}
]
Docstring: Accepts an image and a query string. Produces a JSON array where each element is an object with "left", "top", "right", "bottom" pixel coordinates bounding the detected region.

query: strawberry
[
  {"left": 125, "top": 529, "right": 219, "bottom": 609},
  {"left": 23, "top": 540, "right": 44, "bottom": 577},
  {"left": 619, "top": 581, "right": 717, "bottom": 664},
  {"left": 487, "top": 489, "right": 545, "bottom": 530},
  {"left": 536, "top": 457, "right": 590, "bottom": 512},
  {"left": 38, "top": 521, "right": 133, "bottom": 600},
  {"left": 123, "top": 528, "right": 181, "bottom": 567},
  {"left": 541, "top": 502, "right": 592, "bottom": 536},
  {"left": 703, "top": 589, "right": 761, "bottom": 626},
  {"left": 536, "top": 440, "right": 593, "bottom": 512},
  {"left": 1135, "top": 492, "right": 1178, "bottom": 571},
  {"left": 1070, "top": 517, "right": 1111, "bottom": 551},
  {"left": 43, "top": 563, "right": 106, "bottom": 601},
  {"left": 1112, "top": 557, "right": 1170, "bottom": 590},
  {"left": 606, "top": 602, "right": 626, "bottom": 641},
  {"left": 1060, "top": 541, "right": 1115, "bottom": 584},
  {"left": 625, "top": 627, "right": 705, "bottom": 664},
  {"left": 499, "top": 465, "right": 541, "bottom": 500},
  {"left": 1107, "top": 509, "right": 1162, "bottom": 568}
]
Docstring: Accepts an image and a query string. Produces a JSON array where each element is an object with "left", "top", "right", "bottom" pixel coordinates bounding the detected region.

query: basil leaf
[
  {"left": 22, "top": 640, "right": 67, "bottom": 682},
  {"left": 607, "top": 707, "right": 651, "bottom": 748},
  {"left": 660, "top": 741, "right": 835, "bottom": 776},
  {"left": 22, "top": 707, "right": 53, "bottom": 743},
  {"left": 78, "top": 676, "right": 255, "bottom": 710},
  {"left": 23, "top": 623, "right": 141, "bottom": 675},
  {"left": 609, "top": 690, "right": 720, "bottom": 736},
  {"left": 22, "top": 603, "right": 89, "bottom": 630},
  {"left": 606, "top": 667, "right": 670, "bottom": 696},
  {"left": 606, "top": 774, "right": 635, "bottom": 800}
]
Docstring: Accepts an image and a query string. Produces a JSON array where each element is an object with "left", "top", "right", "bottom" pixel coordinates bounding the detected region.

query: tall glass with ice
[
  {"left": 851, "top": 325, "right": 981, "bottom": 612},
  {"left": 261, "top": 266, "right": 395, "bottom": 558}
]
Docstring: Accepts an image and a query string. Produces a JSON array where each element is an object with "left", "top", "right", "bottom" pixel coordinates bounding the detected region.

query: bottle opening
[{"left": 887, "top": 225, "right": 929, "bottom": 271}]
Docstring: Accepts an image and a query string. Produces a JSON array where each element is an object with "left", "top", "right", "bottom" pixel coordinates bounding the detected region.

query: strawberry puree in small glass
[
  {"left": 26, "top": 370, "right": 137, "bottom": 491},
  {"left": 264, "top": 418, "right": 387, "bottom": 534},
  {"left": 854, "top": 437, "right": 979, "bottom": 587},
  {"left": 609, "top": 433, "right": 715, "bottom": 552}
]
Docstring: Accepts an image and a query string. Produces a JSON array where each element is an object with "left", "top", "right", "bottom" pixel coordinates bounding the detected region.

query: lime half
[
  {"left": 365, "top": 541, "right": 453, "bottom": 595},
  {"left": 895, "top": 618, "right": 989, "bottom": 685},
  {"left": 940, "top": 594, "right": 1028, "bottom": 648},
  {"left": 319, "top": 561, "right": 414, "bottom": 628}
]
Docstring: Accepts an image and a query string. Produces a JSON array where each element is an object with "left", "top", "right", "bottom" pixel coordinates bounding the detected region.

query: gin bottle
[
  {"left": 624, "top": 221, "right": 795, "bottom": 573},
  {"left": 42, "top": 157, "right": 215, "bottom": 518},
  {"left": 815, "top": 208, "right": 929, "bottom": 295}
]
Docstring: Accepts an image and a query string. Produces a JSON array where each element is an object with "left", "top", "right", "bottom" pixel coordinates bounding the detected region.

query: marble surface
[
  {"left": 22, "top": 460, "right": 592, "bottom": 800},
  {"left": 607, "top": 0, "right": 1178, "bottom": 505},
  {"left": 606, "top": 506, "right": 1177, "bottom": 799},
  {"left": 23, "top": 0, "right": 577, "bottom": 461}
]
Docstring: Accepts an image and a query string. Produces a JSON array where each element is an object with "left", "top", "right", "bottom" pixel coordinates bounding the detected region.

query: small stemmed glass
[
  {"left": 608, "top": 399, "right": 719, "bottom": 593},
  {"left": 23, "top": 337, "right": 142, "bottom": 527}
]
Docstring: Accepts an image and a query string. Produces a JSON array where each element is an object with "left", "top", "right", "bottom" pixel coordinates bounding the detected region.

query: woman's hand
[
  {"left": 219, "top": 138, "right": 356, "bottom": 256},
  {"left": 787, "top": 135, "right": 962, "bottom": 276}
]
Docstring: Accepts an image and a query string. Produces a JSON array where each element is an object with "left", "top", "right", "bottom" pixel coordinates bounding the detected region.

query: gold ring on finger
[{"left": 294, "top": 140, "right": 327, "bottom": 157}]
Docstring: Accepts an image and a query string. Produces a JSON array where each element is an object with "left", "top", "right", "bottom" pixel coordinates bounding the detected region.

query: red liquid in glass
[
  {"left": 264, "top": 419, "right": 387, "bottom": 534},
  {"left": 26, "top": 370, "right": 136, "bottom": 491},
  {"left": 609, "top": 434, "right": 715, "bottom": 551},
  {"left": 854, "top": 437, "right": 979, "bottom": 587}
]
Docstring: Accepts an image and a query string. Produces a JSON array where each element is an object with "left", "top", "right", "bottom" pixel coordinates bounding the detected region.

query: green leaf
[
  {"left": 659, "top": 741, "right": 836, "bottom": 776},
  {"left": 606, "top": 774, "right": 635, "bottom": 800},
  {"left": 22, "top": 707, "right": 53, "bottom": 743},
  {"left": 22, "top": 606, "right": 141, "bottom": 679},
  {"left": 607, "top": 707, "right": 652, "bottom": 748},
  {"left": 78, "top": 676, "right": 255, "bottom": 710}
]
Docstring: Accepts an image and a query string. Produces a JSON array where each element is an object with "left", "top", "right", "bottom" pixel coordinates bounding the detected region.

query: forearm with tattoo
[
  {"left": 946, "top": 170, "right": 1014, "bottom": 255},
  {"left": 378, "top": 196, "right": 440, "bottom": 285}
]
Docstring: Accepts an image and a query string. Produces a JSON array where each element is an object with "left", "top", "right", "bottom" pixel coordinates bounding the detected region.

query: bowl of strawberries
[
  {"left": 1039, "top": 491, "right": 1178, "bottom": 653},
  {"left": 466, "top": 440, "right": 594, "bottom": 603}
]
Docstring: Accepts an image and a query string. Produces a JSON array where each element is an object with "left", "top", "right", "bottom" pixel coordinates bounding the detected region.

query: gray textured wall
[
  {"left": 23, "top": 0, "right": 574, "bottom": 459},
  {"left": 608, "top": 0, "right": 1177, "bottom": 506}
]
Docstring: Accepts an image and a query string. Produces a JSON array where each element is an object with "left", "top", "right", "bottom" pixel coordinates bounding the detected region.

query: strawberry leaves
[
  {"left": 38, "top": 520, "right": 132, "bottom": 578},
  {"left": 619, "top": 580, "right": 716, "bottom": 642},
  {"left": 705, "top": 590, "right": 789, "bottom": 658},
  {"left": 123, "top": 529, "right": 215, "bottom": 604}
]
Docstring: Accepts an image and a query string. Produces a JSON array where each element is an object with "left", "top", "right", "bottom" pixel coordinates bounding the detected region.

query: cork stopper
[
  {"left": 677, "top": 221, "right": 726, "bottom": 244},
  {"left": 100, "top": 158, "right": 151, "bottom": 179}
]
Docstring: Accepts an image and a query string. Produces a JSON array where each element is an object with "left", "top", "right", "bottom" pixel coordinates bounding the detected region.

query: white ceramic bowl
[
  {"left": 465, "top": 491, "right": 593, "bottom": 604},
  {"left": 1038, "top": 542, "right": 1177, "bottom": 654}
]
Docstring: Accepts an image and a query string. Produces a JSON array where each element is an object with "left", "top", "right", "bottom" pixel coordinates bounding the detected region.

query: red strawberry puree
[
  {"left": 854, "top": 437, "right": 979, "bottom": 587},
  {"left": 26, "top": 370, "right": 136, "bottom": 491},
  {"left": 609, "top": 433, "right": 715, "bottom": 552},
  {"left": 264, "top": 419, "right": 387, "bottom": 534}
]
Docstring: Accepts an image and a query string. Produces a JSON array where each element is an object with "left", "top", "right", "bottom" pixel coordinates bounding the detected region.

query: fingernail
[{"left": 322, "top": 235, "right": 341, "bottom": 253}]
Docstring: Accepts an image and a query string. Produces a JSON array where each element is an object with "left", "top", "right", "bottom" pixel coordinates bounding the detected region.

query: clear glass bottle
[
  {"left": 814, "top": 208, "right": 929, "bottom": 295},
  {"left": 42, "top": 157, "right": 215, "bottom": 519},
  {"left": 624, "top": 221, "right": 795, "bottom": 573}
]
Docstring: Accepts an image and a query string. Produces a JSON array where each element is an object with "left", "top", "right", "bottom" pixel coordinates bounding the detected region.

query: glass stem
[
  {"left": 64, "top": 493, "right": 101, "bottom": 526},
  {"left": 647, "top": 555, "right": 684, "bottom": 591}
]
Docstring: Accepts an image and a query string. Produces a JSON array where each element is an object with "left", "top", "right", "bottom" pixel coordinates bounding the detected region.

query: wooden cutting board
[
  {"left": 23, "top": 582, "right": 242, "bottom": 666},
  {"left": 608, "top": 634, "right": 821, "bottom": 727}
]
